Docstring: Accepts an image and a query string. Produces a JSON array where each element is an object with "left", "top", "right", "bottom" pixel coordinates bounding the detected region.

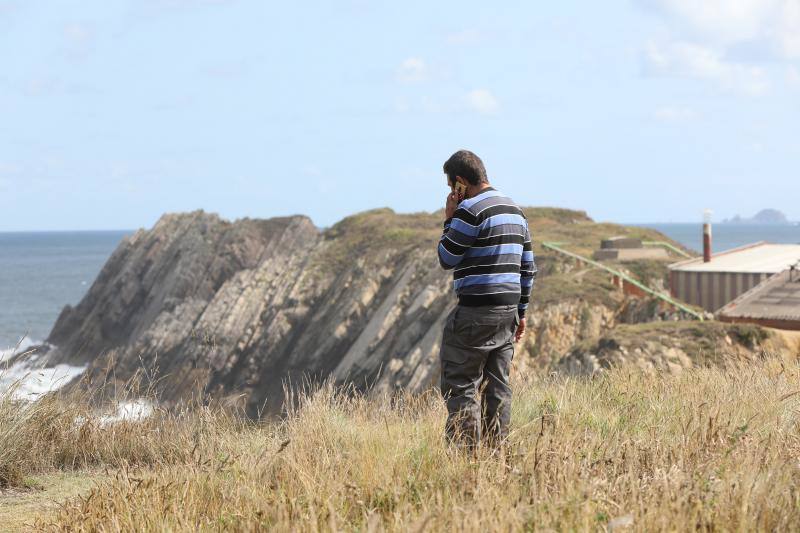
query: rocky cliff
[{"left": 34, "top": 207, "right": 791, "bottom": 414}]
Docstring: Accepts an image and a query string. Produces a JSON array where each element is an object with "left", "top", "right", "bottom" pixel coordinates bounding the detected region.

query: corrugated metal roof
[
  {"left": 718, "top": 269, "right": 800, "bottom": 321},
  {"left": 669, "top": 242, "right": 800, "bottom": 273}
]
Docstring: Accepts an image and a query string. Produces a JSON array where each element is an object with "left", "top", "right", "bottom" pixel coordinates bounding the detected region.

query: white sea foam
[
  {"left": 1, "top": 338, "right": 154, "bottom": 423},
  {"left": 0, "top": 337, "right": 39, "bottom": 362},
  {"left": 1, "top": 338, "right": 87, "bottom": 400},
  {"left": 0, "top": 356, "right": 87, "bottom": 402},
  {"left": 99, "top": 399, "right": 155, "bottom": 426}
]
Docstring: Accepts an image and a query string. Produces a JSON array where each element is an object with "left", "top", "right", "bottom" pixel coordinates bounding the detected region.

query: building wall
[
  {"left": 670, "top": 270, "right": 770, "bottom": 312},
  {"left": 718, "top": 315, "right": 800, "bottom": 331}
]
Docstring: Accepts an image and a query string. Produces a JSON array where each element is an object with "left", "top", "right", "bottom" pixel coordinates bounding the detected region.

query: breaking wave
[{"left": 0, "top": 339, "right": 87, "bottom": 401}]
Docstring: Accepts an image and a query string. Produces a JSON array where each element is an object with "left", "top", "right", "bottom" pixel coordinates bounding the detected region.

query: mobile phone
[{"left": 453, "top": 181, "right": 467, "bottom": 200}]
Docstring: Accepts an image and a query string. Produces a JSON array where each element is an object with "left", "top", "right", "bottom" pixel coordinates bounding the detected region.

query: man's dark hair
[{"left": 443, "top": 150, "right": 488, "bottom": 186}]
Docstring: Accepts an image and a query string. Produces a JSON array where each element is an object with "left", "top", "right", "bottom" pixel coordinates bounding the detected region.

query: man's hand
[
  {"left": 445, "top": 191, "right": 459, "bottom": 219},
  {"left": 514, "top": 317, "right": 526, "bottom": 343}
]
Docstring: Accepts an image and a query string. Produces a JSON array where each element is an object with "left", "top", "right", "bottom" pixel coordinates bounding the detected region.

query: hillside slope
[{"left": 31, "top": 207, "right": 788, "bottom": 414}]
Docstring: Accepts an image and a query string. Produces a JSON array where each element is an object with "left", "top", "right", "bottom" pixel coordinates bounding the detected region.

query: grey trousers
[{"left": 439, "top": 304, "right": 519, "bottom": 447}]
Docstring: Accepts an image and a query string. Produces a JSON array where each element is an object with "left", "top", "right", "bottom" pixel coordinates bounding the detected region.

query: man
[{"left": 437, "top": 149, "right": 536, "bottom": 448}]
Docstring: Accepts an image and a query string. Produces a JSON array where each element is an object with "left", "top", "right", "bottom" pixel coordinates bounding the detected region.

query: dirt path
[{"left": 0, "top": 471, "right": 105, "bottom": 531}]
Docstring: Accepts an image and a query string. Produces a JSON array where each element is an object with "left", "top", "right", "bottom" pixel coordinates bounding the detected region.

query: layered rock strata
[{"left": 34, "top": 208, "right": 785, "bottom": 414}]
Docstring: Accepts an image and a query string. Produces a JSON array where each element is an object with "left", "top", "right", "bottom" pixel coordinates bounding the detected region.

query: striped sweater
[{"left": 437, "top": 187, "right": 536, "bottom": 317}]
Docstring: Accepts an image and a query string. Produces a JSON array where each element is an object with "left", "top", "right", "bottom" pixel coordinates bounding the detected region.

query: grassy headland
[
  {"left": 2, "top": 207, "right": 785, "bottom": 530},
  {"left": 2, "top": 355, "right": 799, "bottom": 531},
  {"left": 311, "top": 206, "right": 685, "bottom": 290}
]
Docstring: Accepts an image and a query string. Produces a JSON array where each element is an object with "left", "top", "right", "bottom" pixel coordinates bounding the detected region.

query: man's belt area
[{"left": 457, "top": 292, "right": 520, "bottom": 307}]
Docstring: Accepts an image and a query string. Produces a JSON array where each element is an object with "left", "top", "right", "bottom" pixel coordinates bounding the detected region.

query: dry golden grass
[
  {"left": 0, "top": 368, "right": 250, "bottom": 489},
  {"left": 4, "top": 356, "right": 800, "bottom": 531}
]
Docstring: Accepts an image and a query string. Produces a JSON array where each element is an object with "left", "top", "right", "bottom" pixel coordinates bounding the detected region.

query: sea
[
  {"left": 0, "top": 231, "right": 131, "bottom": 353},
  {"left": 637, "top": 223, "right": 800, "bottom": 255},
  {"left": 1, "top": 224, "right": 800, "bottom": 353}
]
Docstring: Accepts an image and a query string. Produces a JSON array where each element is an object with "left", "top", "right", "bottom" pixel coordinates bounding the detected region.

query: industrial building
[
  {"left": 717, "top": 268, "right": 800, "bottom": 330},
  {"left": 669, "top": 242, "right": 800, "bottom": 312},
  {"left": 592, "top": 236, "right": 669, "bottom": 261}
]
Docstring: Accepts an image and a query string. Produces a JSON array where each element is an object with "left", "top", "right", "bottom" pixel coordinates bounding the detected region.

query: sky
[{"left": 0, "top": 0, "right": 798, "bottom": 231}]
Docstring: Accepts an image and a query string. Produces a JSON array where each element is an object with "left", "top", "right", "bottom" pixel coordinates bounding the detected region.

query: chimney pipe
[{"left": 703, "top": 209, "right": 712, "bottom": 263}]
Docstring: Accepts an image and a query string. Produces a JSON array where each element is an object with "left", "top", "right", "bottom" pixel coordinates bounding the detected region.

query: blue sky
[{"left": 1, "top": 0, "right": 798, "bottom": 231}]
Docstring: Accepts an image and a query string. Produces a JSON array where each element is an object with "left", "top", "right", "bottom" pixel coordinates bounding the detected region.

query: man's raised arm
[{"left": 438, "top": 199, "right": 479, "bottom": 270}]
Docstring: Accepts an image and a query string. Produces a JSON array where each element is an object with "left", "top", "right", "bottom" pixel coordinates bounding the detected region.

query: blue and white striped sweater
[{"left": 437, "top": 187, "right": 537, "bottom": 317}]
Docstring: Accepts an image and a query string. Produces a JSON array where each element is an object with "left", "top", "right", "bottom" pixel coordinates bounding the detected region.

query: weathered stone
[
  {"left": 29, "top": 208, "right": 788, "bottom": 415},
  {"left": 37, "top": 210, "right": 458, "bottom": 414}
]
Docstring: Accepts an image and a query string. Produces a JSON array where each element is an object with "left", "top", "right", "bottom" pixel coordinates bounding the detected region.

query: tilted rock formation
[
  {"left": 41, "top": 209, "right": 459, "bottom": 413},
  {"left": 33, "top": 207, "right": 787, "bottom": 415}
]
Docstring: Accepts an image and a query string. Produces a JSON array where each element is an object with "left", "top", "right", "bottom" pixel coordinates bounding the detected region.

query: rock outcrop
[
  {"left": 558, "top": 322, "right": 791, "bottom": 375},
  {"left": 32, "top": 207, "right": 790, "bottom": 415},
  {"left": 41, "top": 209, "right": 456, "bottom": 413}
]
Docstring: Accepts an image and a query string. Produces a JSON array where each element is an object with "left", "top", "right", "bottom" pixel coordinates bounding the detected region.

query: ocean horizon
[
  {"left": 0, "top": 230, "right": 132, "bottom": 352},
  {"left": 2, "top": 222, "right": 799, "bottom": 350},
  {"left": 635, "top": 222, "right": 800, "bottom": 255}
]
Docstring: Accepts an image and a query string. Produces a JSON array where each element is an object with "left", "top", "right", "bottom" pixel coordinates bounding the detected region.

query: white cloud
[
  {"left": 464, "top": 89, "right": 499, "bottom": 115},
  {"left": 644, "top": 0, "right": 800, "bottom": 56},
  {"left": 775, "top": 1, "right": 800, "bottom": 58},
  {"left": 644, "top": 40, "right": 769, "bottom": 95},
  {"left": 640, "top": 0, "right": 800, "bottom": 93},
  {"left": 643, "top": 0, "right": 770, "bottom": 43},
  {"left": 653, "top": 105, "right": 696, "bottom": 122},
  {"left": 396, "top": 57, "right": 428, "bottom": 83}
]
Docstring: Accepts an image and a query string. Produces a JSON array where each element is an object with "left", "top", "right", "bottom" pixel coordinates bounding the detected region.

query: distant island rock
[{"left": 723, "top": 209, "right": 791, "bottom": 225}]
